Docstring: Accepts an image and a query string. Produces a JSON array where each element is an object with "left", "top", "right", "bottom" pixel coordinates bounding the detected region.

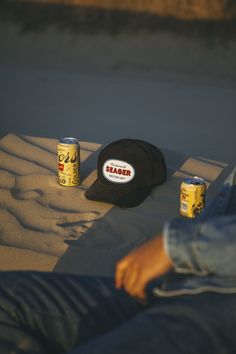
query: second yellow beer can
[
  {"left": 58, "top": 137, "right": 80, "bottom": 187},
  {"left": 180, "top": 176, "right": 206, "bottom": 218}
]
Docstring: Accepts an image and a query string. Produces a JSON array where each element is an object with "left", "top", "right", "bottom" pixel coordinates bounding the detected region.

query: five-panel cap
[{"left": 85, "top": 139, "right": 167, "bottom": 208}]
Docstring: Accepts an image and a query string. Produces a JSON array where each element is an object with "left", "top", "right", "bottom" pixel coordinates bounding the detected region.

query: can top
[
  {"left": 59, "top": 137, "right": 79, "bottom": 145},
  {"left": 184, "top": 176, "right": 206, "bottom": 185}
]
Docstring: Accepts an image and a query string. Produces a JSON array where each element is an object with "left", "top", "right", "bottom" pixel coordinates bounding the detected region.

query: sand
[
  {"left": 0, "top": 1, "right": 235, "bottom": 274},
  {"left": 1, "top": 11, "right": 235, "bottom": 165},
  {"left": 10, "top": 0, "right": 236, "bottom": 20},
  {"left": 0, "top": 133, "right": 233, "bottom": 275}
]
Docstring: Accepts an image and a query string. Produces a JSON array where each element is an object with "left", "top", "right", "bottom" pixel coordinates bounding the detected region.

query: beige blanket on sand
[{"left": 0, "top": 133, "right": 232, "bottom": 275}]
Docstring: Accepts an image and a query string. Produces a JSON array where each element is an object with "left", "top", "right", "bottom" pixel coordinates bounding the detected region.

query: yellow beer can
[
  {"left": 180, "top": 177, "right": 206, "bottom": 218},
  {"left": 58, "top": 137, "right": 80, "bottom": 187}
]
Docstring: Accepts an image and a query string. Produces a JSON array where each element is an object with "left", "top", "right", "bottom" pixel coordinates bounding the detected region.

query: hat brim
[{"left": 85, "top": 179, "right": 153, "bottom": 208}]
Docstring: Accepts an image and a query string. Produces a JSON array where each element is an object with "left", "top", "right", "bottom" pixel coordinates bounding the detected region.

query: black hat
[{"left": 85, "top": 139, "right": 167, "bottom": 208}]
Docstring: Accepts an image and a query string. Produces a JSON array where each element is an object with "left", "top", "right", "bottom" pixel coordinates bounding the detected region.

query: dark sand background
[{"left": 0, "top": 0, "right": 235, "bottom": 164}]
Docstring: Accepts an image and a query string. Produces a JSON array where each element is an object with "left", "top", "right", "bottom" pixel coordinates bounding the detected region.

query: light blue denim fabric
[{"left": 157, "top": 166, "right": 236, "bottom": 297}]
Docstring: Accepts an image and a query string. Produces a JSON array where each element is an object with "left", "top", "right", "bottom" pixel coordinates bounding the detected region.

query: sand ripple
[
  {"left": 0, "top": 133, "right": 110, "bottom": 256},
  {"left": 0, "top": 133, "right": 230, "bottom": 265}
]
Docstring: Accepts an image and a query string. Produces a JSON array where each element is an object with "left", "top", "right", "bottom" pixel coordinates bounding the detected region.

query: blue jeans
[
  {"left": 0, "top": 271, "right": 235, "bottom": 354},
  {"left": 0, "top": 272, "right": 141, "bottom": 354}
]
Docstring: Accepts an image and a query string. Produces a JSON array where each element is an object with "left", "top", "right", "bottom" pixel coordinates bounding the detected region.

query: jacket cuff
[{"left": 164, "top": 218, "right": 208, "bottom": 275}]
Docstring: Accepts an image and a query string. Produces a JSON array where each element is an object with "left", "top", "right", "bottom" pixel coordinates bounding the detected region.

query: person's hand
[{"left": 115, "top": 234, "right": 173, "bottom": 302}]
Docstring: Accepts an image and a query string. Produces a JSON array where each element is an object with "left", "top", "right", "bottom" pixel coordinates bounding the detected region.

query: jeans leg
[
  {"left": 0, "top": 305, "right": 47, "bottom": 354},
  {"left": 0, "top": 271, "right": 143, "bottom": 354},
  {"left": 69, "top": 292, "right": 236, "bottom": 354}
]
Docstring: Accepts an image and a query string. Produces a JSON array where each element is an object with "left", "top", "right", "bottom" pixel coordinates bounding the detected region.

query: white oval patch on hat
[{"left": 103, "top": 159, "right": 135, "bottom": 184}]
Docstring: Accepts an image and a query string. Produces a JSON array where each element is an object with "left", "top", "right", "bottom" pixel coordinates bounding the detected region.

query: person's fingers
[
  {"left": 116, "top": 253, "right": 147, "bottom": 294},
  {"left": 127, "top": 285, "right": 147, "bottom": 302},
  {"left": 122, "top": 265, "right": 139, "bottom": 294},
  {"left": 125, "top": 277, "right": 147, "bottom": 302},
  {"left": 133, "top": 288, "right": 147, "bottom": 303},
  {"left": 115, "top": 257, "right": 129, "bottom": 289},
  {"left": 121, "top": 265, "right": 148, "bottom": 301}
]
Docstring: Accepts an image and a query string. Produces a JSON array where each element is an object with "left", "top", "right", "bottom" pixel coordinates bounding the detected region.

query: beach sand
[
  {"left": 0, "top": 1, "right": 235, "bottom": 273},
  {"left": 0, "top": 133, "right": 233, "bottom": 275},
  {"left": 1, "top": 2, "right": 236, "bottom": 164}
]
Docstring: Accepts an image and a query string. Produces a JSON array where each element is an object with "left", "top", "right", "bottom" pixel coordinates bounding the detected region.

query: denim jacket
[{"left": 153, "top": 166, "right": 236, "bottom": 297}]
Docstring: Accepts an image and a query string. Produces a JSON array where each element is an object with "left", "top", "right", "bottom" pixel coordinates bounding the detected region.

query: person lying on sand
[{"left": 0, "top": 167, "right": 235, "bottom": 354}]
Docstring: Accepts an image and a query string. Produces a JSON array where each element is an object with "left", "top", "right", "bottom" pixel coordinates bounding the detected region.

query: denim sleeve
[
  {"left": 164, "top": 215, "right": 236, "bottom": 277},
  {"left": 164, "top": 165, "right": 236, "bottom": 277}
]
